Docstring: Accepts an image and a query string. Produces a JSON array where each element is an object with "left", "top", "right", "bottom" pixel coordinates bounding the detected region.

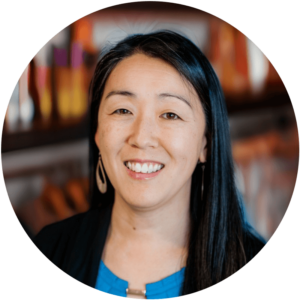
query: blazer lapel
[{"left": 66, "top": 202, "right": 113, "bottom": 288}]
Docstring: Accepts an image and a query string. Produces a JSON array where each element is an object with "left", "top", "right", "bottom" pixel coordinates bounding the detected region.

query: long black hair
[{"left": 88, "top": 30, "right": 264, "bottom": 294}]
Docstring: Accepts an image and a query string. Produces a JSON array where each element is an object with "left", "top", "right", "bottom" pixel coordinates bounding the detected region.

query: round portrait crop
[{"left": 34, "top": 31, "right": 265, "bottom": 297}]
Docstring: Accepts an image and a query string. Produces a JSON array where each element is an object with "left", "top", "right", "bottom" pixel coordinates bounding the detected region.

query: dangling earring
[
  {"left": 96, "top": 153, "right": 107, "bottom": 194},
  {"left": 201, "top": 163, "right": 205, "bottom": 192},
  {"left": 198, "top": 160, "right": 205, "bottom": 200}
]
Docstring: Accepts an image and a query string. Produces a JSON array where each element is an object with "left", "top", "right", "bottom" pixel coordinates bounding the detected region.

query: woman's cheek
[
  {"left": 165, "top": 133, "right": 187, "bottom": 157},
  {"left": 98, "top": 119, "right": 113, "bottom": 147},
  {"left": 169, "top": 128, "right": 200, "bottom": 163},
  {"left": 100, "top": 121, "right": 125, "bottom": 151}
]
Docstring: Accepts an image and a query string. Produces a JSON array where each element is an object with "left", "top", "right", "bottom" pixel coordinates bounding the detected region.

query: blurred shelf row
[
  {"left": 2, "top": 3, "right": 292, "bottom": 153},
  {"left": 2, "top": 3, "right": 297, "bottom": 242}
]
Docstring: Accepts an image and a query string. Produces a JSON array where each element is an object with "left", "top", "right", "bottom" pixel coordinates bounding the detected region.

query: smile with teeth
[{"left": 125, "top": 161, "right": 164, "bottom": 173}]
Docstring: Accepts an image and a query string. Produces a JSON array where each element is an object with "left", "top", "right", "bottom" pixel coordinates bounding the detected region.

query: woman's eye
[
  {"left": 161, "top": 112, "right": 180, "bottom": 120},
  {"left": 113, "top": 109, "right": 132, "bottom": 115}
]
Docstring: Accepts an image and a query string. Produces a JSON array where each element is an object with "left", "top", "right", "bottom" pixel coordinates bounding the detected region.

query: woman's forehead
[
  {"left": 102, "top": 53, "right": 201, "bottom": 108},
  {"left": 107, "top": 54, "right": 182, "bottom": 86}
]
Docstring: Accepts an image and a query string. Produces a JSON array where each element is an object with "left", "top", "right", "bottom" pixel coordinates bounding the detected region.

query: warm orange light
[{"left": 73, "top": 18, "right": 96, "bottom": 52}]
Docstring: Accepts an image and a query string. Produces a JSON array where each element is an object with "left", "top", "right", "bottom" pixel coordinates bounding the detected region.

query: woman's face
[{"left": 95, "top": 53, "right": 207, "bottom": 210}]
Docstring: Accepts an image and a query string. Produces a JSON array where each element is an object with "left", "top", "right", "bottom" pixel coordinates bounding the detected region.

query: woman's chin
[{"left": 118, "top": 193, "right": 168, "bottom": 212}]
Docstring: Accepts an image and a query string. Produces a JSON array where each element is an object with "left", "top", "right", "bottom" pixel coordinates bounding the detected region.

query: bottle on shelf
[
  {"left": 208, "top": 18, "right": 221, "bottom": 77},
  {"left": 210, "top": 20, "right": 243, "bottom": 95},
  {"left": 70, "top": 17, "right": 98, "bottom": 118},
  {"left": 19, "top": 65, "right": 35, "bottom": 128},
  {"left": 5, "top": 82, "right": 20, "bottom": 130},
  {"left": 246, "top": 38, "right": 269, "bottom": 94},
  {"left": 233, "top": 30, "right": 251, "bottom": 95},
  {"left": 36, "top": 65, "right": 53, "bottom": 120},
  {"left": 28, "top": 59, "right": 43, "bottom": 121},
  {"left": 34, "top": 41, "right": 53, "bottom": 121},
  {"left": 51, "top": 27, "right": 73, "bottom": 120},
  {"left": 70, "top": 41, "right": 88, "bottom": 118},
  {"left": 218, "top": 21, "right": 237, "bottom": 94},
  {"left": 53, "top": 46, "right": 72, "bottom": 119}
]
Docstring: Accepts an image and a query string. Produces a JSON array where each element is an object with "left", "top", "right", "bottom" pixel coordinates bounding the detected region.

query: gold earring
[
  {"left": 198, "top": 160, "right": 205, "bottom": 200},
  {"left": 96, "top": 153, "right": 107, "bottom": 194}
]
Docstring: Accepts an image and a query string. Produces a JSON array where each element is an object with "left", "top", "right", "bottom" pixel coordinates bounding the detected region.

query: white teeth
[
  {"left": 148, "top": 164, "right": 154, "bottom": 173},
  {"left": 125, "top": 162, "right": 163, "bottom": 173},
  {"left": 135, "top": 163, "right": 142, "bottom": 172},
  {"left": 141, "top": 163, "right": 148, "bottom": 173}
]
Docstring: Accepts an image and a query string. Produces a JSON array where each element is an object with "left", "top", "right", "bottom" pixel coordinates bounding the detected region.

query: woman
[{"left": 34, "top": 31, "right": 265, "bottom": 298}]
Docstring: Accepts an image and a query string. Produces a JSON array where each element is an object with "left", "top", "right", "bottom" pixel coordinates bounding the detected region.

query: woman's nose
[{"left": 128, "top": 114, "right": 159, "bottom": 149}]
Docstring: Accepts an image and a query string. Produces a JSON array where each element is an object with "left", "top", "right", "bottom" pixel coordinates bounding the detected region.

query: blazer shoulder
[
  {"left": 32, "top": 203, "right": 112, "bottom": 280},
  {"left": 33, "top": 208, "right": 101, "bottom": 255}
]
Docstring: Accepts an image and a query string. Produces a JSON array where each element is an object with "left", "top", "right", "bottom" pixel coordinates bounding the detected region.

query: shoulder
[
  {"left": 32, "top": 203, "right": 113, "bottom": 285},
  {"left": 35, "top": 209, "right": 97, "bottom": 239},
  {"left": 32, "top": 209, "right": 99, "bottom": 257}
]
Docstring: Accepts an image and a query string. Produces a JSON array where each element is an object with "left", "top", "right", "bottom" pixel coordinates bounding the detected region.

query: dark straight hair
[{"left": 88, "top": 30, "right": 261, "bottom": 294}]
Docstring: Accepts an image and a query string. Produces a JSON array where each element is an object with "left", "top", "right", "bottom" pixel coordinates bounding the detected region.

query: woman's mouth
[
  {"left": 124, "top": 161, "right": 164, "bottom": 180},
  {"left": 124, "top": 161, "right": 164, "bottom": 173}
]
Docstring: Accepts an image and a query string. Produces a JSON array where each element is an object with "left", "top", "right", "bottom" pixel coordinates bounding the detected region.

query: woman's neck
[
  {"left": 110, "top": 192, "right": 190, "bottom": 248},
  {"left": 101, "top": 191, "right": 190, "bottom": 290}
]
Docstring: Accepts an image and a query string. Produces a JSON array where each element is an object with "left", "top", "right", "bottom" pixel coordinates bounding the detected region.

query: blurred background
[{"left": 1, "top": 2, "right": 298, "bottom": 241}]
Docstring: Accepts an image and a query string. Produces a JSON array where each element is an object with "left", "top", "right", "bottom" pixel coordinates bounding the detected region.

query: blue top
[{"left": 95, "top": 260, "right": 185, "bottom": 298}]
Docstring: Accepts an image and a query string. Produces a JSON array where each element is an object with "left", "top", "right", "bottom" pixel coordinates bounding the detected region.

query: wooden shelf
[
  {"left": 2, "top": 116, "right": 89, "bottom": 153},
  {"left": 2, "top": 139, "right": 88, "bottom": 179},
  {"left": 226, "top": 87, "right": 292, "bottom": 115}
]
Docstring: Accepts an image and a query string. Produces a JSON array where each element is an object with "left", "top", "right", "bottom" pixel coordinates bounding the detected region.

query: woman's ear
[{"left": 94, "top": 128, "right": 100, "bottom": 151}]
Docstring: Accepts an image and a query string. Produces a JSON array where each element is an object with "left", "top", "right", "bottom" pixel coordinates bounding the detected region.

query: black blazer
[{"left": 34, "top": 201, "right": 265, "bottom": 290}]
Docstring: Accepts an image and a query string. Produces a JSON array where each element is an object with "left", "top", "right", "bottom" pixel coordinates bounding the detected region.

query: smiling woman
[
  {"left": 34, "top": 31, "right": 265, "bottom": 298},
  {"left": 96, "top": 53, "right": 207, "bottom": 211}
]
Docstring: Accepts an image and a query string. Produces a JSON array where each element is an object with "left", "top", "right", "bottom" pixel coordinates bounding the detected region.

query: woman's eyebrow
[
  {"left": 104, "top": 90, "right": 192, "bottom": 109},
  {"left": 105, "top": 90, "right": 136, "bottom": 100},
  {"left": 158, "top": 93, "right": 192, "bottom": 109}
]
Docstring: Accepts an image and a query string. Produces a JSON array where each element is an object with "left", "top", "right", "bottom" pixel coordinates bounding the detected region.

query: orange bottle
[
  {"left": 36, "top": 65, "right": 52, "bottom": 120},
  {"left": 70, "top": 17, "right": 98, "bottom": 118},
  {"left": 53, "top": 47, "right": 72, "bottom": 119},
  {"left": 70, "top": 42, "right": 88, "bottom": 118},
  {"left": 233, "top": 30, "right": 250, "bottom": 94}
]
